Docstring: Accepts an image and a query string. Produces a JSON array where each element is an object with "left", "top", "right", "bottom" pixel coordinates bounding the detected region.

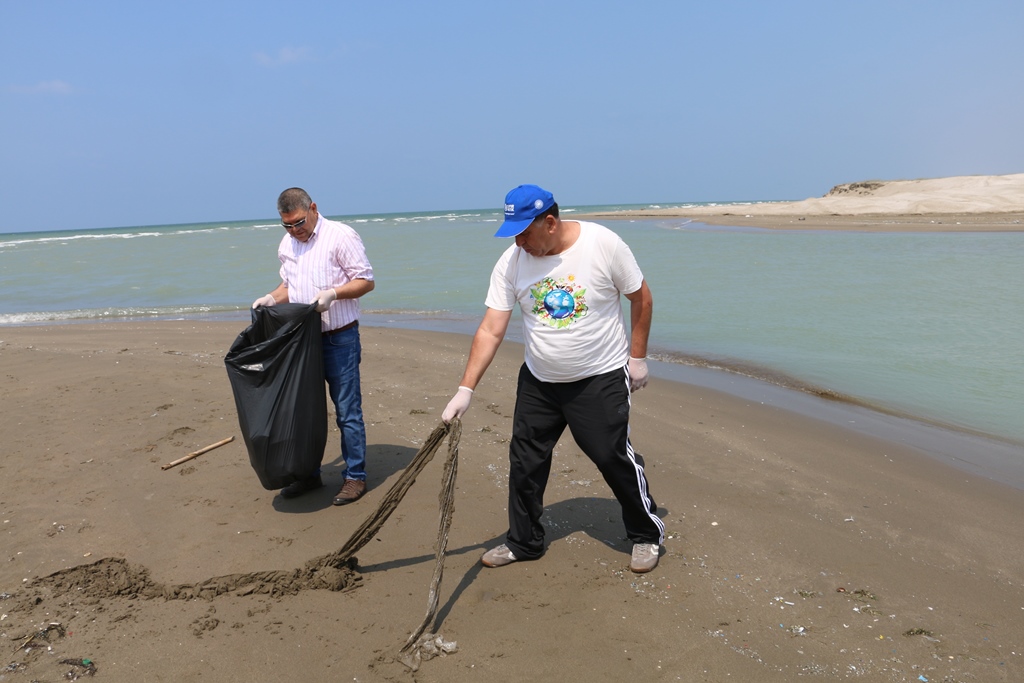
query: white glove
[
  {"left": 442, "top": 386, "right": 474, "bottom": 423},
  {"left": 252, "top": 294, "right": 276, "bottom": 309},
  {"left": 628, "top": 357, "right": 649, "bottom": 392},
  {"left": 312, "top": 288, "right": 337, "bottom": 312}
]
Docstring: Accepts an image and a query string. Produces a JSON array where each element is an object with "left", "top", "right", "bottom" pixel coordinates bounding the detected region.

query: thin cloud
[
  {"left": 8, "top": 80, "right": 75, "bottom": 95},
  {"left": 253, "top": 47, "right": 312, "bottom": 67}
]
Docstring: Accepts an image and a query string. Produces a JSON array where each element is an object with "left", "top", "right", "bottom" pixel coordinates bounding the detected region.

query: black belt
[{"left": 323, "top": 320, "right": 358, "bottom": 336}]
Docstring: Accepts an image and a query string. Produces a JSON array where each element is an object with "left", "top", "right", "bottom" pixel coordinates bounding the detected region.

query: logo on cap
[{"left": 494, "top": 184, "right": 556, "bottom": 238}]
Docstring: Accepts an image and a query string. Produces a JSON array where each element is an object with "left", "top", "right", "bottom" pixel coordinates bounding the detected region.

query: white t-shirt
[{"left": 485, "top": 221, "right": 644, "bottom": 383}]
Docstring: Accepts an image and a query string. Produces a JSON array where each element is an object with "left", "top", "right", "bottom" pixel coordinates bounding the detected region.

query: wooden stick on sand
[{"left": 161, "top": 436, "right": 234, "bottom": 470}]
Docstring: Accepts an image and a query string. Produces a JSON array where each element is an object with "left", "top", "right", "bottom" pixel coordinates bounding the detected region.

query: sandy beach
[
  {"left": 2, "top": 321, "right": 1023, "bottom": 682},
  {"left": 581, "top": 173, "right": 1024, "bottom": 232}
]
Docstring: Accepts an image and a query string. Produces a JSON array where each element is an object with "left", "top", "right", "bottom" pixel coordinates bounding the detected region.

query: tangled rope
[{"left": 313, "top": 419, "right": 462, "bottom": 669}]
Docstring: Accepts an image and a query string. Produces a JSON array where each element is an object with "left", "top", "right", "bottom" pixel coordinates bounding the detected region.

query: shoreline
[
  {"left": 2, "top": 321, "right": 1023, "bottom": 681},
  {"left": 4, "top": 315, "right": 1022, "bottom": 473}
]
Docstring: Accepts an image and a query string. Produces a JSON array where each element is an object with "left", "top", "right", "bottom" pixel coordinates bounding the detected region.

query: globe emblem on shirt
[{"left": 543, "top": 288, "right": 575, "bottom": 319}]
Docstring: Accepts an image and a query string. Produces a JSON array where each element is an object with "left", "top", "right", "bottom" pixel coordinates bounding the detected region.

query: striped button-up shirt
[{"left": 278, "top": 214, "right": 374, "bottom": 332}]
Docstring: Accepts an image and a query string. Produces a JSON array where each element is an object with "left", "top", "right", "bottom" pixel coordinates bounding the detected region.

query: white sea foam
[
  {"left": 0, "top": 305, "right": 234, "bottom": 326},
  {"left": 0, "top": 224, "right": 261, "bottom": 250}
]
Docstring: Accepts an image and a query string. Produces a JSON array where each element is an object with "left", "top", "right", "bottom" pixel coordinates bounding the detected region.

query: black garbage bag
[{"left": 225, "top": 303, "right": 327, "bottom": 490}]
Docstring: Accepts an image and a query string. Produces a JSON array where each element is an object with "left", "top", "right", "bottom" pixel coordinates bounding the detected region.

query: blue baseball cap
[{"left": 495, "top": 184, "right": 555, "bottom": 237}]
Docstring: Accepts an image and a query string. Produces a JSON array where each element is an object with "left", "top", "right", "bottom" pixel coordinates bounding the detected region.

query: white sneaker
[
  {"left": 481, "top": 544, "right": 518, "bottom": 568},
  {"left": 630, "top": 543, "right": 660, "bottom": 573}
]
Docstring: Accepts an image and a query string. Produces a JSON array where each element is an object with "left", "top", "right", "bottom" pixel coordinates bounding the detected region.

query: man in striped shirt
[{"left": 252, "top": 187, "right": 375, "bottom": 505}]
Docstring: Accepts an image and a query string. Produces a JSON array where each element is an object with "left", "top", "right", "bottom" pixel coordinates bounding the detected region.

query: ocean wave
[
  {"left": 0, "top": 305, "right": 246, "bottom": 326},
  {"left": 0, "top": 232, "right": 164, "bottom": 248},
  {"left": 0, "top": 224, "right": 263, "bottom": 250},
  {"left": 0, "top": 305, "right": 475, "bottom": 327},
  {"left": 347, "top": 213, "right": 493, "bottom": 225},
  {"left": 364, "top": 309, "right": 452, "bottom": 317},
  {"left": 389, "top": 212, "right": 493, "bottom": 224}
]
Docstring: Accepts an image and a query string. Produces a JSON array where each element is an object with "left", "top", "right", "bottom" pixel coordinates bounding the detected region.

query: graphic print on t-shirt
[{"left": 529, "top": 275, "right": 589, "bottom": 329}]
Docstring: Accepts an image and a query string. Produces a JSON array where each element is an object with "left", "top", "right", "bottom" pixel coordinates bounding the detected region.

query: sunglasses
[{"left": 281, "top": 216, "right": 307, "bottom": 230}]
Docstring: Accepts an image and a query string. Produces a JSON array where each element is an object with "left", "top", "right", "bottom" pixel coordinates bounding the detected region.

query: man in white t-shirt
[{"left": 442, "top": 184, "right": 665, "bottom": 573}]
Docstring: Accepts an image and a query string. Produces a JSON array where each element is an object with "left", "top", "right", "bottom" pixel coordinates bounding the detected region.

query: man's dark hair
[
  {"left": 277, "top": 187, "right": 312, "bottom": 214},
  {"left": 534, "top": 202, "right": 559, "bottom": 222}
]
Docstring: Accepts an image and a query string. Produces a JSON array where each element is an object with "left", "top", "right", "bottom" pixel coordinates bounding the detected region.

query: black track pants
[{"left": 504, "top": 364, "right": 665, "bottom": 559}]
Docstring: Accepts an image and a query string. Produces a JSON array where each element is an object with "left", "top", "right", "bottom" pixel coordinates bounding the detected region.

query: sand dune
[
  {"left": 704, "top": 173, "right": 1024, "bottom": 216},
  {"left": 580, "top": 173, "right": 1024, "bottom": 231}
]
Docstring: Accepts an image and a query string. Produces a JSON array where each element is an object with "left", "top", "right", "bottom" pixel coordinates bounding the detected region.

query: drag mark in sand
[
  {"left": 15, "top": 422, "right": 460, "bottom": 606},
  {"left": 18, "top": 552, "right": 360, "bottom": 606}
]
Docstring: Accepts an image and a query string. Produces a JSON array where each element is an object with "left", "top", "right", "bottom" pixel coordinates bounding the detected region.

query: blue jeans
[{"left": 322, "top": 325, "right": 367, "bottom": 481}]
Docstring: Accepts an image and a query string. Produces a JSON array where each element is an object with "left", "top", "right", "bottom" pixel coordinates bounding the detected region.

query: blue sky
[{"left": 2, "top": 1, "right": 1022, "bottom": 233}]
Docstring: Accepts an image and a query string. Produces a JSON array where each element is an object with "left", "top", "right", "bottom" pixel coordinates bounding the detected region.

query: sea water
[{"left": 1, "top": 207, "right": 1022, "bottom": 447}]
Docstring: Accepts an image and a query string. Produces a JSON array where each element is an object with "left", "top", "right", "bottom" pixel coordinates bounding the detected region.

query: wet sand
[{"left": 2, "top": 322, "right": 1023, "bottom": 681}]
